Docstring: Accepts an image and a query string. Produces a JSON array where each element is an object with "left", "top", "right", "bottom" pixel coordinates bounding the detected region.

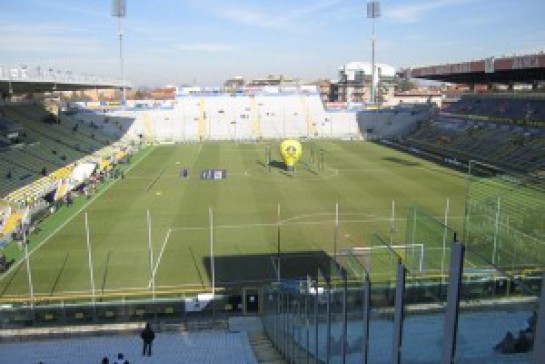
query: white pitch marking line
[
  {"left": 169, "top": 215, "right": 466, "bottom": 232},
  {"left": 149, "top": 228, "right": 172, "bottom": 287},
  {"left": 0, "top": 146, "right": 156, "bottom": 283}
]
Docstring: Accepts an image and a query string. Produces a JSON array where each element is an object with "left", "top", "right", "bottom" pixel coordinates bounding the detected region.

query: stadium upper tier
[
  {"left": 443, "top": 94, "right": 545, "bottom": 125},
  {"left": 357, "top": 106, "right": 434, "bottom": 140},
  {"left": 80, "top": 93, "right": 362, "bottom": 142},
  {"left": 395, "top": 95, "right": 545, "bottom": 175},
  {"left": 0, "top": 104, "right": 121, "bottom": 198}
]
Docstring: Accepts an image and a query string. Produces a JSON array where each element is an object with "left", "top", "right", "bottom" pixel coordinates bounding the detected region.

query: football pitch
[{"left": 0, "top": 141, "right": 468, "bottom": 302}]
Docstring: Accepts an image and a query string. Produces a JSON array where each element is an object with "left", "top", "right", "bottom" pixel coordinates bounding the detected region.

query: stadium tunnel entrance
[{"left": 203, "top": 250, "right": 339, "bottom": 314}]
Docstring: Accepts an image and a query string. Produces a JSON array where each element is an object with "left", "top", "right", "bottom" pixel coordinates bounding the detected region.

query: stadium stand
[
  {"left": 357, "top": 105, "right": 432, "bottom": 140},
  {"left": 0, "top": 103, "right": 134, "bottom": 206},
  {"left": 76, "top": 93, "right": 362, "bottom": 143},
  {"left": 378, "top": 94, "right": 545, "bottom": 175},
  {"left": 443, "top": 94, "right": 545, "bottom": 124}
]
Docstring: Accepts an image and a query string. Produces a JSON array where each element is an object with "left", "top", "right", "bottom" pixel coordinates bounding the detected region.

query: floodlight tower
[
  {"left": 112, "top": 0, "right": 127, "bottom": 106},
  {"left": 367, "top": 1, "right": 381, "bottom": 104}
]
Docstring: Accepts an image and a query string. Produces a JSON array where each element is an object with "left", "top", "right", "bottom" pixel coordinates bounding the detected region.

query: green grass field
[{"left": 0, "top": 141, "right": 468, "bottom": 302}]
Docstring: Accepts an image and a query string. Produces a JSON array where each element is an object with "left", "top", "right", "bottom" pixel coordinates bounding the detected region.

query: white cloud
[
  {"left": 174, "top": 43, "right": 235, "bottom": 53},
  {"left": 386, "top": 0, "right": 477, "bottom": 23},
  {"left": 189, "top": 0, "right": 342, "bottom": 31},
  {"left": 29, "top": 0, "right": 107, "bottom": 18},
  {"left": 0, "top": 22, "right": 102, "bottom": 54}
]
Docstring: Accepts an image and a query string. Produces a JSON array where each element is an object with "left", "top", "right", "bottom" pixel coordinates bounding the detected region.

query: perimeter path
[
  {"left": 0, "top": 330, "right": 257, "bottom": 364},
  {"left": 0, "top": 146, "right": 156, "bottom": 283}
]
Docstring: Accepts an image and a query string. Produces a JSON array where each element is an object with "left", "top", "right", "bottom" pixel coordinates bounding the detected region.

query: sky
[{"left": 1, "top": 0, "right": 544, "bottom": 87}]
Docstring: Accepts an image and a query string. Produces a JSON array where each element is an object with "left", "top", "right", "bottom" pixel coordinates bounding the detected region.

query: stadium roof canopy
[
  {"left": 0, "top": 66, "right": 131, "bottom": 95},
  {"left": 400, "top": 53, "right": 545, "bottom": 84}
]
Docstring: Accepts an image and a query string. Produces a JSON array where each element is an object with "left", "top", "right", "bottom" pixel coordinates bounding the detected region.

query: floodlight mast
[
  {"left": 367, "top": 1, "right": 381, "bottom": 104},
  {"left": 112, "top": 0, "right": 126, "bottom": 107}
]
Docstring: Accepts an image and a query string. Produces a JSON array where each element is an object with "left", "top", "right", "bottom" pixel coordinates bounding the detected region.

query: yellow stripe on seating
[{"left": 1, "top": 213, "right": 22, "bottom": 235}]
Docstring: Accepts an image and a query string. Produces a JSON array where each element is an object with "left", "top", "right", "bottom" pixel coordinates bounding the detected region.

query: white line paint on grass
[
  {"left": 149, "top": 228, "right": 172, "bottom": 287},
  {"left": 0, "top": 146, "right": 156, "bottom": 283},
  {"left": 169, "top": 215, "right": 466, "bottom": 232}
]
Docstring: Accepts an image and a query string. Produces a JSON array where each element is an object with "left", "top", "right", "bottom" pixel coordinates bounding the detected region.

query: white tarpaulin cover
[{"left": 70, "top": 163, "right": 97, "bottom": 184}]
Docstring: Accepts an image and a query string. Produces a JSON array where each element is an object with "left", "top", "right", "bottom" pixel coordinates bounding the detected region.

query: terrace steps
[{"left": 249, "top": 333, "right": 285, "bottom": 363}]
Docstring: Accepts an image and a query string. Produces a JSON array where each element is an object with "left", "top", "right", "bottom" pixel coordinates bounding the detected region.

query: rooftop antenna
[
  {"left": 112, "top": 0, "right": 127, "bottom": 107},
  {"left": 367, "top": 1, "right": 381, "bottom": 104}
]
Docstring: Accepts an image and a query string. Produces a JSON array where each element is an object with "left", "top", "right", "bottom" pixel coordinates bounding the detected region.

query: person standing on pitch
[{"left": 141, "top": 322, "right": 155, "bottom": 356}]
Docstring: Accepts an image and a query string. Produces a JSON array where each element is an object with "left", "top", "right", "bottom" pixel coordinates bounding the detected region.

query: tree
[{"left": 395, "top": 78, "right": 417, "bottom": 92}]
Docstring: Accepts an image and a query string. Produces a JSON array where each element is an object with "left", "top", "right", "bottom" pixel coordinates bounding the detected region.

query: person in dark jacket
[
  {"left": 494, "top": 331, "right": 516, "bottom": 354},
  {"left": 141, "top": 322, "right": 155, "bottom": 356}
]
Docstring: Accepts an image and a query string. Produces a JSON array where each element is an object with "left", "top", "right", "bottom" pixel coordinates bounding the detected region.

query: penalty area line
[
  {"left": 0, "top": 145, "right": 156, "bottom": 283},
  {"left": 149, "top": 228, "right": 172, "bottom": 287}
]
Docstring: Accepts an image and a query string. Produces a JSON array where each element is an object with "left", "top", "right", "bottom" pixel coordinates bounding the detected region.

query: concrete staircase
[
  {"left": 249, "top": 333, "right": 285, "bottom": 363},
  {"left": 229, "top": 316, "right": 285, "bottom": 363}
]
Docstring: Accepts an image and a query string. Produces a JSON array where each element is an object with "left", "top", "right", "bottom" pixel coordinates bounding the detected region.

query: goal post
[
  {"left": 406, "top": 206, "right": 457, "bottom": 277},
  {"left": 349, "top": 244, "right": 425, "bottom": 273}
]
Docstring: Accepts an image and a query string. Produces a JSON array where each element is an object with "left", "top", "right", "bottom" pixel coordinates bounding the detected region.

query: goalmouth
[{"left": 343, "top": 243, "right": 426, "bottom": 274}]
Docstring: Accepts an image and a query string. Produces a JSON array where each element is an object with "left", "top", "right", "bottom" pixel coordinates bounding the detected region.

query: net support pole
[
  {"left": 284, "top": 292, "right": 289, "bottom": 357},
  {"left": 391, "top": 258, "right": 406, "bottom": 364},
  {"left": 85, "top": 213, "right": 96, "bottom": 304},
  {"left": 266, "top": 145, "right": 271, "bottom": 173},
  {"left": 305, "top": 295, "right": 310, "bottom": 363},
  {"left": 533, "top": 273, "right": 545, "bottom": 363},
  {"left": 23, "top": 224, "right": 35, "bottom": 308},
  {"left": 441, "top": 239, "right": 464, "bottom": 364},
  {"left": 411, "top": 208, "right": 417, "bottom": 246},
  {"left": 492, "top": 197, "right": 501, "bottom": 265},
  {"left": 209, "top": 207, "right": 215, "bottom": 296},
  {"left": 361, "top": 272, "right": 371, "bottom": 364},
  {"left": 341, "top": 272, "right": 348, "bottom": 364},
  {"left": 441, "top": 198, "right": 450, "bottom": 283},
  {"left": 415, "top": 244, "right": 424, "bottom": 272},
  {"left": 277, "top": 203, "right": 281, "bottom": 282},
  {"left": 410, "top": 208, "right": 417, "bottom": 272},
  {"left": 314, "top": 274, "right": 319, "bottom": 364},
  {"left": 326, "top": 279, "right": 332, "bottom": 363},
  {"left": 390, "top": 200, "right": 395, "bottom": 245},
  {"left": 147, "top": 209, "right": 155, "bottom": 300},
  {"left": 320, "top": 150, "right": 324, "bottom": 171},
  {"left": 334, "top": 202, "right": 339, "bottom": 264},
  {"left": 275, "top": 289, "right": 281, "bottom": 352}
]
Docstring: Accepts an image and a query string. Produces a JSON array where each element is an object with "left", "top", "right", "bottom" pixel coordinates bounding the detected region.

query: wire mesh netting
[{"left": 465, "top": 161, "right": 545, "bottom": 275}]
